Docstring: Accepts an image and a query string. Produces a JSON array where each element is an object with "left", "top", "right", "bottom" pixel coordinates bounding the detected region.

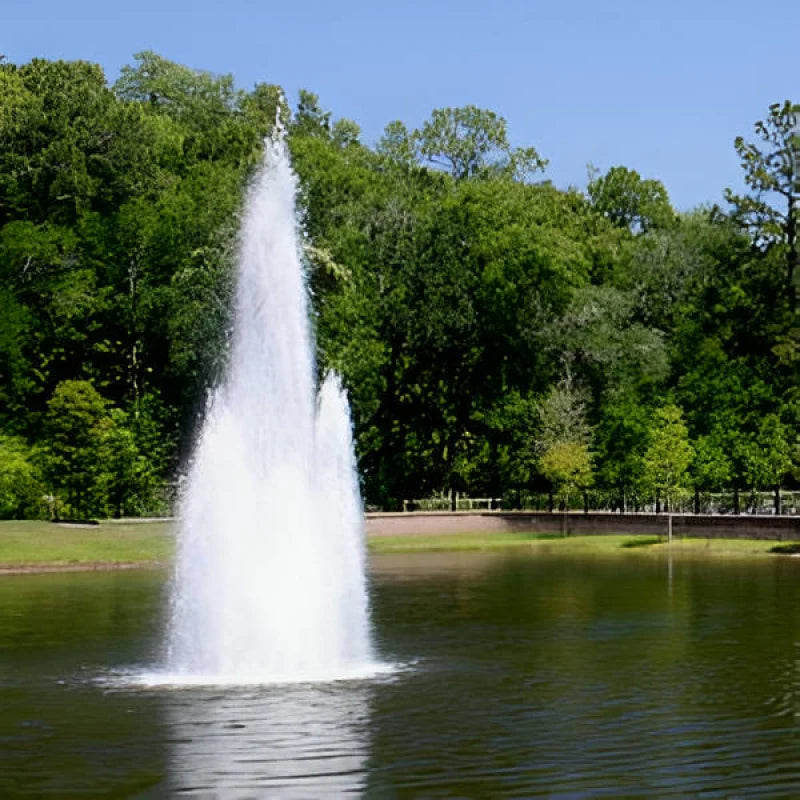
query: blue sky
[{"left": 5, "top": 0, "right": 799, "bottom": 210}]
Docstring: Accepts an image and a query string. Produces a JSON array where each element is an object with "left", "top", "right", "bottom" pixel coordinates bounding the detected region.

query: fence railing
[
  {"left": 401, "top": 490, "right": 800, "bottom": 515},
  {"left": 403, "top": 494, "right": 502, "bottom": 512}
]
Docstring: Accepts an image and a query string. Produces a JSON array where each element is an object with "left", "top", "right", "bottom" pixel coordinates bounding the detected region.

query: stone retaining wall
[{"left": 365, "top": 511, "right": 800, "bottom": 541}]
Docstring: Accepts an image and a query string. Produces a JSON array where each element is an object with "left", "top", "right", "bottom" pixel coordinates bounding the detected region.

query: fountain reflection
[{"left": 162, "top": 681, "right": 372, "bottom": 797}]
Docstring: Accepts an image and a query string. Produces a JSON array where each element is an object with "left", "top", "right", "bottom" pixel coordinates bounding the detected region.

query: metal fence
[{"left": 402, "top": 490, "right": 800, "bottom": 515}]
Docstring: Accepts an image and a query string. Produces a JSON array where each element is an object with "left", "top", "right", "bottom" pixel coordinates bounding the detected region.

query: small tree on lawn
[
  {"left": 536, "top": 380, "right": 594, "bottom": 509},
  {"left": 642, "top": 404, "right": 693, "bottom": 512},
  {"left": 745, "top": 414, "right": 794, "bottom": 513},
  {"left": 539, "top": 440, "right": 593, "bottom": 510}
]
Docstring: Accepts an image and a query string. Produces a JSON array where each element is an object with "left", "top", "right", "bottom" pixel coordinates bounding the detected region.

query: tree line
[{"left": 0, "top": 52, "right": 797, "bottom": 518}]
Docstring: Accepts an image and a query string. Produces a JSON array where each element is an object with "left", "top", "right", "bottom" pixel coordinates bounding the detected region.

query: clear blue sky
[{"left": 5, "top": 0, "right": 799, "bottom": 210}]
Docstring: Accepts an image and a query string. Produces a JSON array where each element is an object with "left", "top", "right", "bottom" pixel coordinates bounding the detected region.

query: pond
[{"left": 1, "top": 549, "right": 799, "bottom": 797}]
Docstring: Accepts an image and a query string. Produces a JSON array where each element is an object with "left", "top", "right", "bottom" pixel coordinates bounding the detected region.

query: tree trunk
[
  {"left": 775, "top": 484, "right": 781, "bottom": 515},
  {"left": 489, "top": 438, "right": 500, "bottom": 511},
  {"left": 583, "top": 491, "right": 589, "bottom": 513},
  {"left": 548, "top": 491, "right": 554, "bottom": 513},
  {"left": 787, "top": 194, "right": 797, "bottom": 310},
  {"left": 128, "top": 259, "right": 141, "bottom": 418},
  {"left": 733, "top": 488, "right": 740, "bottom": 515},
  {"left": 655, "top": 491, "right": 661, "bottom": 515},
  {"left": 694, "top": 487, "right": 700, "bottom": 515}
]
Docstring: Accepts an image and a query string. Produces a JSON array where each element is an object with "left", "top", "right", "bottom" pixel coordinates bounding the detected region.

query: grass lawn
[
  {"left": 366, "top": 531, "right": 800, "bottom": 558},
  {"left": 0, "top": 520, "right": 797, "bottom": 571},
  {"left": 0, "top": 519, "right": 176, "bottom": 569}
]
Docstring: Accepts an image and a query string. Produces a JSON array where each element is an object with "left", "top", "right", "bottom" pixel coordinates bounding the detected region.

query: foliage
[
  {"left": 379, "top": 105, "right": 547, "bottom": 181},
  {"left": 593, "top": 389, "right": 652, "bottom": 510},
  {"left": 534, "top": 381, "right": 594, "bottom": 506},
  {"left": 588, "top": 165, "right": 675, "bottom": 232},
  {"left": 0, "top": 54, "right": 797, "bottom": 516},
  {"left": 539, "top": 441, "right": 594, "bottom": 507},
  {"left": 746, "top": 414, "right": 794, "bottom": 491},
  {"left": 641, "top": 405, "right": 694, "bottom": 511},
  {"left": 38, "top": 380, "right": 161, "bottom": 518},
  {"left": 725, "top": 100, "right": 800, "bottom": 308},
  {"left": 0, "top": 435, "right": 44, "bottom": 518}
]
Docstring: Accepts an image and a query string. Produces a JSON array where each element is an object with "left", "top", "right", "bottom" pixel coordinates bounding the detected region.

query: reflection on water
[
  {"left": 366, "top": 550, "right": 800, "bottom": 797},
  {"left": 2, "top": 552, "right": 800, "bottom": 796},
  {"left": 159, "top": 682, "right": 371, "bottom": 797}
]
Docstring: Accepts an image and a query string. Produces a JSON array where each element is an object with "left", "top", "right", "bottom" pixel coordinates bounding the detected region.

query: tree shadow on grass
[
  {"left": 621, "top": 537, "right": 662, "bottom": 549},
  {"left": 770, "top": 543, "right": 800, "bottom": 555}
]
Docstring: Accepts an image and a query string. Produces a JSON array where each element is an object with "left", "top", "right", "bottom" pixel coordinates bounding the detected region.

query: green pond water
[{"left": 1, "top": 550, "right": 800, "bottom": 797}]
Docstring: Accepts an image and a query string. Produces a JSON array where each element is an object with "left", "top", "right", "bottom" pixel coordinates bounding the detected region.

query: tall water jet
[{"left": 166, "top": 137, "right": 372, "bottom": 683}]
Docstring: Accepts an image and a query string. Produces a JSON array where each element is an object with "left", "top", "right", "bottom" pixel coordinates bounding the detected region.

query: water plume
[{"left": 165, "top": 137, "right": 373, "bottom": 684}]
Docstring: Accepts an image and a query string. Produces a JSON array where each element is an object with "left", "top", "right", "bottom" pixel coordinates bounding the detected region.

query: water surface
[{"left": 1, "top": 551, "right": 799, "bottom": 796}]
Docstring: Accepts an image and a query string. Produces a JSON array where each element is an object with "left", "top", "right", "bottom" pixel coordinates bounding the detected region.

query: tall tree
[
  {"left": 588, "top": 165, "right": 675, "bottom": 233},
  {"left": 726, "top": 100, "right": 800, "bottom": 309},
  {"left": 292, "top": 90, "right": 332, "bottom": 139},
  {"left": 380, "top": 105, "right": 547, "bottom": 181}
]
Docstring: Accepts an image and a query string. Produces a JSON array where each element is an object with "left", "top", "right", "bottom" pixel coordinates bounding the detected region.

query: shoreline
[
  {"left": 0, "top": 560, "right": 169, "bottom": 575},
  {"left": 2, "top": 516, "right": 800, "bottom": 575},
  {"left": 2, "top": 533, "right": 799, "bottom": 575}
]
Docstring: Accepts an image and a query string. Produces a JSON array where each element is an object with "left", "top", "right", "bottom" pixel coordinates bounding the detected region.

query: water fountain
[{"left": 165, "top": 136, "right": 373, "bottom": 684}]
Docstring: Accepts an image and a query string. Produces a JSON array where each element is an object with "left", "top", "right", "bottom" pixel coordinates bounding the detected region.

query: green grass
[
  {"left": 0, "top": 519, "right": 175, "bottom": 568},
  {"left": 367, "top": 531, "right": 800, "bottom": 558},
  {"left": 1, "top": 520, "right": 797, "bottom": 571},
  {"left": 367, "top": 531, "right": 560, "bottom": 553}
]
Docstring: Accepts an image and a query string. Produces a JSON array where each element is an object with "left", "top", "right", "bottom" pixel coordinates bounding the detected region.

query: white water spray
[{"left": 165, "top": 138, "right": 373, "bottom": 683}]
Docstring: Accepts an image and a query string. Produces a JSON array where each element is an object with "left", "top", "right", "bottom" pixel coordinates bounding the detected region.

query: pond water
[{"left": 1, "top": 550, "right": 799, "bottom": 797}]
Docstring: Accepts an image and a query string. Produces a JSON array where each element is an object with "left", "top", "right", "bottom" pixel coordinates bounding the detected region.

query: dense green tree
[
  {"left": 726, "top": 100, "right": 800, "bottom": 308},
  {"left": 0, "top": 285, "right": 35, "bottom": 427},
  {"left": 534, "top": 381, "right": 594, "bottom": 508},
  {"left": 690, "top": 432, "right": 733, "bottom": 511},
  {"left": 0, "top": 434, "right": 43, "bottom": 518},
  {"left": 642, "top": 405, "right": 693, "bottom": 512},
  {"left": 293, "top": 89, "right": 332, "bottom": 139},
  {"left": 297, "top": 122, "right": 597, "bottom": 506},
  {"left": 1, "top": 52, "right": 798, "bottom": 518},
  {"left": 539, "top": 440, "right": 593, "bottom": 510},
  {"left": 594, "top": 389, "right": 653, "bottom": 511},
  {"left": 379, "top": 105, "right": 547, "bottom": 181},
  {"left": 544, "top": 283, "right": 668, "bottom": 396},
  {"left": 377, "top": 120, "right": 417, "bottom": 168},
  {"left": 588, "top": 165, "right": 675, "bottom": 233},
  {"left": 415, "top": 105, "right": 547, "bottom": 180},
  {"left": 38, "top": 380, "right": 160, "bottom": 517},
  {"left": 94, "top": 408, "right": 162, "bottom": 517},
  {"left": 746, "top": 413, "right": 795, "bottom": 512},
  {"left": 39, "top": 380, "right": 111, "bottom": 515}
]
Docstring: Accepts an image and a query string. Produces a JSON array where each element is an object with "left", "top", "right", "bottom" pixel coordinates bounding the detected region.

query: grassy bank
[
  {"left": 0, "top": 520, "right": 175, "bottom": 570},
  {"left": 366, "top": 531, "right": 800, "bottom": 558},
  {"left": 1, "top": 520, "right": 797, "bottom": 572}
]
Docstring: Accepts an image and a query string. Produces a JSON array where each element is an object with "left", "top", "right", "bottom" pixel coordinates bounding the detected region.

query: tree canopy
[{"left": 0, "top": 52, "right": 798, "bottom": 517}]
